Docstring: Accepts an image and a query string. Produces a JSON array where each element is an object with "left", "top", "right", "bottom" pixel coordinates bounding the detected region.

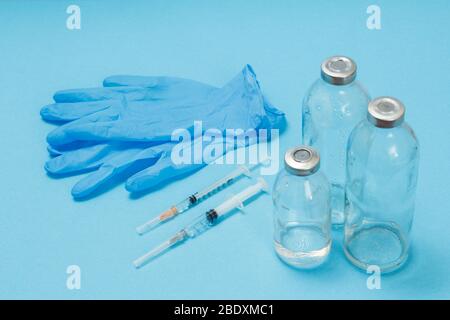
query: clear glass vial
[
  {"left": 273, "top": 146, "right": 331, "bottom": 269},
  {"left": 344, "top": 97, "right": 419, "bottom": 273},
  {"left": 302, "top": 56, "right": 370, "bottom": 226}
]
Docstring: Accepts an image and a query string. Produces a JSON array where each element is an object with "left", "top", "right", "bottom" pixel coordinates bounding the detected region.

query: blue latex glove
[
  {"left": 46, "top": 138, "right": 227, "bottom": 199},
  {"left": 43, "top": 66, "right": 285, "bottom": 198},
  {"left": 41, "top": 76, "right": 215, "bottom": 122},
  {"left": 42, "top": 65, "right": 282, "bottom": 147}
]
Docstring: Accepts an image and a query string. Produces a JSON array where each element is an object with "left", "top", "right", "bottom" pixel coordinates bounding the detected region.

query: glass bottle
[
  {"left": 273, "top": 146, "right": 331, "bottom": 269},
  {"left": 302, "top": 56, "right": 370, "bottom": 226},
  {"left": 344, "top": 97, "right": 419, "bottom": 273}
]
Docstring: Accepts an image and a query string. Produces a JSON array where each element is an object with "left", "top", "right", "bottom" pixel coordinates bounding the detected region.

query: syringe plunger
[{"left": 214, "top": 178, "right": 268, "bottom": 216}]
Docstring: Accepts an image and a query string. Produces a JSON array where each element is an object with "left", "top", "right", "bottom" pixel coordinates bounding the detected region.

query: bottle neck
[{"left": 320, "top": 77, "right": 356, "bottom": 89}]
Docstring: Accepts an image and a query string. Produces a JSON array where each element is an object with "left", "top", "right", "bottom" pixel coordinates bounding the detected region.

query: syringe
[
  {"left": 133, "top": 178, "right": 269, "bottom": 268},
  {"left": 136, "top": 158, "right": 269, "bottom": 235}
]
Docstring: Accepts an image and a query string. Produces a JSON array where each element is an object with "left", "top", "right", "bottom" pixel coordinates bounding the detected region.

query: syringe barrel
[
  {"left": 214, "top": 178, "right": 268, "bottom": 216},
  {"left": 174, "top": 198, "right": 192, "bottom": 214},
  {"left": 192, "top": 166, "right": 249, "bottom": 202}
]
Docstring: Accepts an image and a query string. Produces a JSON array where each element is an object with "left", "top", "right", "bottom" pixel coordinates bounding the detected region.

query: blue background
[{"left": 1, "top": 0, "right": 449, "bottom": 299}]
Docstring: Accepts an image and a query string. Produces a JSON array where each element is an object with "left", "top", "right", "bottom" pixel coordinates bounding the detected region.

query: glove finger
[
  {"left": 103, "top": 75, "right": 162, "bottom": 87},
  {"left": 45, "top": 144, "right": 114, "bottom": 174},
  {"left": 104, "top": 75, "right": 218, "bottom": 102},
  {"left": 125, "top": 152, "right": 204, "bottom": 193},
  {"left": 70, "top": 145, "right": 166, "bottom": 199},
  {"left": 71, "top": 165, "right": 117, "bottom": 199},
  {"left": 47, "top": 145, "right": 62, "bottom": 157},
  {"left": 47, "top": 141, "right": 101, "bottom": 157},
  {"left": 125, "top": 136, "right": 214, "bottom": 193},
  {"left": 46, "top": 108, "right": 118, "bottom": 147},
  {"left": 40, "top": 100, "right": 118, "bottom": 122},
  {"left": 53, "top": 86, "right": 150, "bottom": 103},
  {"left": 103, "top": 75, "right": 209, "bottom": 88},
  {"left": 45, "top": 140, "right": 164, "bottom": 173},
  {"left": 52, "top": 119, "right": 177, "bottom": 145}
]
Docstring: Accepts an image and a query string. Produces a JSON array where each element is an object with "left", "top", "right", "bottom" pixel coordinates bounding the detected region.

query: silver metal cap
[
  {"left": 368, "top": 97, "right": 405, "bottom": 128},
  {"left": 321, "top": 56, "right": 357, "bottom": 85},
  {"left": 284, "top": 146, "right": 320, "bottom": 176}
]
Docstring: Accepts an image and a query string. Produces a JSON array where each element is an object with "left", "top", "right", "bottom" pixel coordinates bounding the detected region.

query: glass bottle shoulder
[
  {"left": 302, "top": 78, "right": 370, "bottom": 117},
  {"left": 273, "top": 169, "right": 330, "bottom": 202},
  {"left": 347, "top": 119, "right": 420, "bottom": 166}
]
